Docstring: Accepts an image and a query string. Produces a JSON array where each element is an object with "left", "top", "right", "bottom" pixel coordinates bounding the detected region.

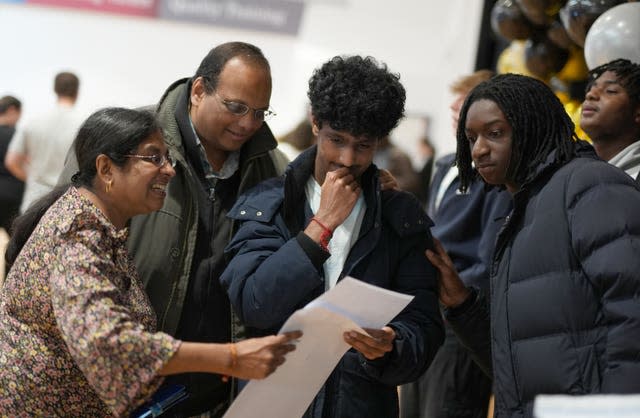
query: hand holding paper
[
  {"left": 223, "top": 277, "right": 414, "bottom": 418},
  {"left": 343, "top": 326, "right": 396, "bottom": 360}
]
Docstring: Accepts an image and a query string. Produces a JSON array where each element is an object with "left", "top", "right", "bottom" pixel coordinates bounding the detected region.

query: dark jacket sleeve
[
  {"left": 566, "top": 161, "right": 640, "bottom": 393},
  {"left": 221, "top": 215, "right": 326, "bottom": 330},
  {"left": 359, "top": 230, "right": 444, "bottom": 385},
  {"left": 443, "top": 288, "right": 493, "bottom": 378}
]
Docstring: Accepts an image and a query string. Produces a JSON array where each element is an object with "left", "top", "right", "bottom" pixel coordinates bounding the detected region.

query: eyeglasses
[
  {"left": 215, "top": 93, "right": 276, "bottom": 121},
  {"left": 125, "top": 153, "right": 176, "bottom": 168}
]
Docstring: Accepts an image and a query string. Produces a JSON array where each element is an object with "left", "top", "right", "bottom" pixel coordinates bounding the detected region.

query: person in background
[
  {"left": 0, "top": 95, "right": 24, "bottom": 235},
  {"left": 414, "top": 135, "right": 435, "bottom": 207},
  {"left": 373, "top": 135, "right": 421, "bottom": 197},
  {"left": 0, "top": 107, "right": 299, "bottom": 417},
  {"left": 277, "top": 116, "right": 315, "bottom": 161},
  {"left": 431, "top": 73, "right": 640, "bottom": 418},
  {"left": 399, "top": 69, "right": 509, "bottom": 418},
  {"left": 580, "top": 58, "right": 640, "bottom": 181},
  {"left": 220, "top": 55, "right": 444, "bottom": 418},
  {"left": 6, "top": 72, "right": 83, "bottom": 213}
]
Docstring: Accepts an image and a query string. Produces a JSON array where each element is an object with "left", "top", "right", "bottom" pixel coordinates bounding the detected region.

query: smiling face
[
  {"left": 189, "top": 56, "right": 272, "bottom": 170},
  {"left": 464, "top": 99, "right": 518, "bottom": 193},
  {"left": 109, "top": 130, "right": 176, "bottom": 224},
  {"left": 313, "top": 121, "right": 378, "bottom": 185},
  {"left": 581, "top": 70, "right": 640, "bottom": 146}
]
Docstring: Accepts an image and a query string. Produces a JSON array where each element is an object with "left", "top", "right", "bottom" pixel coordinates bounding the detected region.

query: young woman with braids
[
  {"left": 427, "top": 74, "right": 640, "bottom": 417},
  {"left": 0, "top": 107, "right": 300, "bottom": 417}
]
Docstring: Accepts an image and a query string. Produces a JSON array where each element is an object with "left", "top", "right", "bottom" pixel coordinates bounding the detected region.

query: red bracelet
[{"left": 310, "top": 217, "right": 333, "bottom": 252}]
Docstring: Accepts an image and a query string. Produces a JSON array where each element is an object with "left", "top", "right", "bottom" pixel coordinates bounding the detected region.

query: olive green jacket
[{"left": 128, "top": 78, "right": 287, "bottom": 335}]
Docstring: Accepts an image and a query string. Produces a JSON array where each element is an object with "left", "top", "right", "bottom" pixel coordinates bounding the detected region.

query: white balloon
[{"left": 584, "top": 2, "right": 640, "bottom": 69}]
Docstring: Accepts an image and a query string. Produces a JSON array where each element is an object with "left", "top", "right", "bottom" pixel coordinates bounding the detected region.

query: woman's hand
[
  {"left": 231, "top": 331, "right": 302, "bottom": 379},
  {"left": 426, "top": 238, "right": 471, "bottom": 308},
  {"left": 343, "top": 326, "right": 395, "bottom": 360}
]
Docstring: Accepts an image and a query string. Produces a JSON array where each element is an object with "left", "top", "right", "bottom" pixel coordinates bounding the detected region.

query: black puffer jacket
[{"left": 446, "top": 145, "right": 640, "bottom": 417}]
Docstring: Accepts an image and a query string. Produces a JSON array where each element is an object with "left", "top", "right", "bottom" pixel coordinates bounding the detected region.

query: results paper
[{"left": 222, "top": 276, "right": 414, "bottom": 418}]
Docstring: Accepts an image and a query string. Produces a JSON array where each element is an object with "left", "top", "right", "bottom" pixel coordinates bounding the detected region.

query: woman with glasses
[{"left": 0, "top": 107, "right": 299, "bottom": 417}]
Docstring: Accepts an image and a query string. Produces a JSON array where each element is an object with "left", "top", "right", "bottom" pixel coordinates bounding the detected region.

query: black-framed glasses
[
  {"left": 125, "top": 153, "right": 176, "bottom": 168},
  {"left": 215, "top": 93, "right": 276, "bottom": 121}
]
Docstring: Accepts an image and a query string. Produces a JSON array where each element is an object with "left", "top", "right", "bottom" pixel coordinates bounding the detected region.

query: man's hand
[
  {"left": 314, "top": 167, "right": 361, "bottom": 230},
  {"left": 343, "top": 326, "right": 396, "bottom": 360}
]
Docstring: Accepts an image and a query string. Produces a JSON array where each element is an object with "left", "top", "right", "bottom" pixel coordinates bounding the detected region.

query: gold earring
[{"left": 105, "top": 180, "right": 112, "bottom": 193}]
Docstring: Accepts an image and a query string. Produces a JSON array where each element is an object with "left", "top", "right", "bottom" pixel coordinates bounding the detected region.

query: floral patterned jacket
[{"left": 0, "top": 187, "right": 180, "bottom": 417}]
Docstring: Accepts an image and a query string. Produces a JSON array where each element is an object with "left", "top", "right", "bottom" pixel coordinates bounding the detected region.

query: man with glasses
[
  {"left": 138, "top": 42, "right": 289, "bottom": 417},
  {"left": 61, "top": 42, "right": 288, "bottom": 417}
]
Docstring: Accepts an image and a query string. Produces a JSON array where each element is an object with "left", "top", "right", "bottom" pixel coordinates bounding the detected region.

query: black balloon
[
  {"left": 516, "top": 0, "right": 567, "bottom": 25},
  {"left": 492, "top": 0, "right": 536, "bottom": 40},
  {"left": 547, "top": 19, "right": 574, "bottom": 49},
  {"left": 559, "top": 0, "right": 625, "bottom": 47},
  {"left": 524, "top": 36, "right": 570, "bottom": 78}
]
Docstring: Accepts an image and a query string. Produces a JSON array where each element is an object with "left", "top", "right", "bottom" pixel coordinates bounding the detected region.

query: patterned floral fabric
[{"left": 0, "top": 187, "right": 181, "bottom": 417}]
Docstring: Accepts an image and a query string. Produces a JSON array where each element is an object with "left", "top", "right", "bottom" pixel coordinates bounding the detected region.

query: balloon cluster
[{"left": 490, "top": 0, "right": 640, "bottom": 138}]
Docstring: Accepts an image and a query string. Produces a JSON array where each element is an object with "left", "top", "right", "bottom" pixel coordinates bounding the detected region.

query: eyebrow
[
  {"left": 219, "top": 93, "right": 270, "bottom": 110},
  {"left": 465, "top": 118, "right": 504, "bottom": 131},
  {"left": 139, "top": 144, "right": 166, "bottom": 154},
  {"left": 593, "top": 78, "right": 621, "bottom": 88}
]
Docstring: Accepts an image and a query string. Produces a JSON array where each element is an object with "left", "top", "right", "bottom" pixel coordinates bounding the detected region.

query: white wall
[{"left": 0, "top": 0, "right": 484, "bottom": 158}]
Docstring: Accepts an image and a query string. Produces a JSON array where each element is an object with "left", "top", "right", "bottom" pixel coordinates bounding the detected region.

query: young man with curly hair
[{"left": 220, "top": 55, "right": 444, "bottom": 418}]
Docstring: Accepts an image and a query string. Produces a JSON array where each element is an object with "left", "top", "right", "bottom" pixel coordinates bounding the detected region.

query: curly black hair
[
  {"left": 307, "top": 55, "right": 405, "bottom": 138},
  {"left": 455, "top": 73, "right": 577, "bottom": 192},
  {"left": 587, "top": 58, "right": 640, "bottom": 107}
]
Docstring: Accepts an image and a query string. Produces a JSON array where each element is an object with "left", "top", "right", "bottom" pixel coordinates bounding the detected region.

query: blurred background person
[
  {"left": 0, "top": 95, "right": 23, "bottom": 281},
  {"left": 580, "top": 58, "right": 640, "bottom": 182},
  {"left": 399, "top": 69, "right": 509, "bottom": 418},
  {"left": 414, "top": 135, "right": 436, "bottom": 207},
  {"left": 5, "top": 71, "right": 83, "bottom": 213},
  {"left": 373, "top": 134, "right": 421, "bottom": 197},
  {"left": 0, "top": 95, "right": 24, "bottom": 236},
  {"left": 277, "top": 115, "right": 315, "bottom": 161}
]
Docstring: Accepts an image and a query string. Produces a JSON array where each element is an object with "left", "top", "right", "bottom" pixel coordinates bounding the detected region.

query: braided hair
[
  {"left": 588, "top": 58, "right": 640, "bottom": 107},
  {"left": 456, "top": 73, "right": 577, "bottom": 192}
]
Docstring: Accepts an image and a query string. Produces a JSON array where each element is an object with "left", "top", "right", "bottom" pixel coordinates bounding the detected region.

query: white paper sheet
[
  {"left": 534, "top": 394, "right": 640, "bottom": 418},
  {"left": 222, "top": 276, "right": 414, "bottom": 418}
]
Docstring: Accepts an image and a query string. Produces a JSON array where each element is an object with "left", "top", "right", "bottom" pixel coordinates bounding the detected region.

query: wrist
[
  {"left": 445, "top": 287, "right": 477, "bottom": 316},
  {"left": 221, "top": 343, "right": 237, "bottom": 382},
  {"left": 309, "top": 217, "right": 333, "bottom": 252}
]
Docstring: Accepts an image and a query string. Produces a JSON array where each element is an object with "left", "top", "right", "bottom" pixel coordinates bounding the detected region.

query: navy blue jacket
[
  {"left": 446, "top": 144, "right": 640, "bottom": 417},
  {"left": 221, "top": 146, "right": 444, "bottom": 418}
]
